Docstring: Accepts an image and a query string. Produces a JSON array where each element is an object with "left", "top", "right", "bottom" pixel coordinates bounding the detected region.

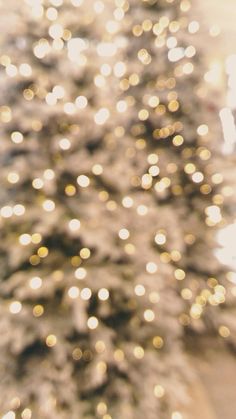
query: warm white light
[
  {"left": 114, "top": 61, "right": 126, "bottom": 77},
  {"left": 11, "top": 131, "right": 23, "bottom": 144},
  {"left": 141, "top": 174, "right": 152, "bottom": 189},
  {"left": 188, "top": 21, "right": 200, "bottom": 34},
  {"left": 69, "top": 219, "right": 81, "bottom": 231},
  {"left": 30, "top": 276, "right": 42, "bottom": 289},
  {"left": 98, "top": 288, "right": 109, "bottom": 300},
  {"left": 75, "top": 267, "right": 87, "bottom": 280},
  {"left": 154, "top": 233, "right": 166, "bottom": 245},
  {"left": 94, "top": 108, "right": 110, "bottom": 125},
  {"left": 19, "top": 63, "right": 32, "bottom": 77},
  {"left": 168, "top": 48, "right": 184, "bottom": 62},
  {"left": 146, "top": 262, "right": 158, "bottom": 274},
  {"left": 106, "top": 20, "right": 119, "bottom": 34},
  {"left": 49, "top": 23, "right": 63, "bottom": 39},
  {"left": 59, "top": 138, "right": 71, "bottom": 150},
  {"left": 67, "top": 38, "right": 88, "bottom": 53},
  {"left": 64, "top": 102, "right": 76, "bottom": 114},
  {"left": 167, "top": 36, "right": 177, "bottom": 49},
  {"left": 33, "top": 40, "right": 50, "bottom": 59},
  {"left": 101, "top": 63, "right": 111, "bottom": 76},
  {"left": 137, "top": 205, "right": 148, "bottom": 216},
  {"left": 52, "top": 85, "right": 65, "bottom": 99},
  {"left": 1, "top": 206, "right": 13, "bottom": 218},
  {"left": 92, "top": 164, "right": 103, "bottom": 175},
  {"left": 46, "top": 7, "right": 58, "bottom": 20},
  {"left": 7, "top": 172, "right": 19, "bottom": 184},
  {"left": 122, "top": 196, "right": 133, "bottom": 208},
  {"left": 204, "top": 61, "right": 222, "bottom": 86},
  {"left": 197, "top": 124, "right": 209, "bottom": 136},
  {"left": 9, "top": 301, "right": 22, "bottom": 314},
  {"left": 134, "top": 284, "right": 145, "bottom": 296},
  {"left": 87, "top": 316, "right": 98, "bottom": 329},
  {"left": 2, "top": 411, "right": 16, "bottom": 419},
  {"left": 44, "top": 169, "right": 55, "bottom": 180},
  {"left": 77, "top": 175, "right": 90, "bottom": 187},
  {"left": 118, "top": 228, "right": 130, "bottom": 240},
  {"left": 116, "top": 100, "right": 127, "bottom": 113},
  {"left": 192, "top": 172, "right": 204, "bottom": 183},
  {"left": 32, "top": 178, "right": 44, "bottom": 189},
  {"left": 19, "top": 234, "right": 31, "bottom": 245},
  {"left": 6, "top": 64, "right": 17, "bottom": 77},
  {"left": 68, "top": 286, "right": 80, "bottom": 298},
  {"left": 43, "top": 199, "right": 55, "bottom": 212},
  {"left": 13, "top": 204, "right": 25, "bottom": 216},
  {"left": 205, "top": 205, "right": 222, "bottom": 224},
  {"left": 144, "top": 309, "right": 155, "bottom": 322},
  {"left": 75, "top": 95, "right": 88, "bottom": 109},
  {"left": 80, "top": 287, "right": 92, "bottom": 300}
]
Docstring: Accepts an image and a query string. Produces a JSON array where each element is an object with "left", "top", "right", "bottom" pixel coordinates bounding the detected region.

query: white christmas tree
[{"left": 0, "top": 1, "right": 234, "bottom": 418}]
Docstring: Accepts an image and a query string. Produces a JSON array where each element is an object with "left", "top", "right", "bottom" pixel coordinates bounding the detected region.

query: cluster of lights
[
  {"left": 1, "top": 204, "right": 25, "bottom": 218},
  {"left": 1, "top": 0, "right": 233, "bottom": 418}
]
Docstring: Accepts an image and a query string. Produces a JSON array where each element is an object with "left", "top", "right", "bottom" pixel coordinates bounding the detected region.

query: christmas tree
[{"left": 0, "top": 0, "right": 233, "bottom": 418}]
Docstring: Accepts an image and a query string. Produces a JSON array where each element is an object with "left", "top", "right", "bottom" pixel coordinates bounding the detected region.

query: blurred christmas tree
[{"left": 0, "top": 0, "right": 233, "bottom": 418}]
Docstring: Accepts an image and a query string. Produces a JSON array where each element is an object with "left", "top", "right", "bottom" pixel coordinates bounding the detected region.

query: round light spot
[
  {"left": 137, "top": 205, "right": 148, "bottom": 216},
  {"left": 98, "top": 288, "right": 109, "bottom": 300},
  {"left": 77, "top": 175, "right": 90, "bottom": 188},
  {"left": 7, "top": 172, "right": 20, "bottom": 184},
  {"left": 13, "top": 204, "right": 25, "bottom": 216},
  {"left": 144, "top": 309, "right": 155, "bottom": 322},
  {"left": 192, "top": 172, "right": 204, "bottom": 183},
  {"left": 32, "top": 178, "right": 44, "bottom": 189},
  {"left": 75, "top": 267, "right": 86, "bottom": 280},
  {"left": 118, "top": 228, "right": 130, "bottom": 240},
  {"left": 46, "top": 334, "right": 57, "bottom": 347},
  {"left": 197, "top": 124, "right": 209, "bottom": 136},
  {"left": 174, "top": 269, "right": 186, "bottom": 280},
  {"left": 92, "top": 164, "right": 103, "bottom": 175},
  {"left": 87, "top": 316, "right": 98, "bottom": 329},
  {"left": 52, "top": 85, "right": 65, "bottom": 99},
  {"left": 79, "top": 248, "right": 90, "bottom": 259},
  {"left": 1, "top": 206, "right": 13, "bottom": 218},
  {"left": 59, "top": 138, "right": 71, "bottom": 150},
  {"left": 146, "top": 262, "right": 158, "bottom": 274},
  {"left": 122, "top": 196, "right": 133, "bottom": 208},
  {"left": 33, "top": 305, "right": 44, "bottom": 317},
  {"left": 154, "top": 233, "right": 166, "bottom": 245},
  {"left": 9, "top": 301, "right": 22, "bottom": 314},
  {"left": 11, "top": 131, "right": 23, "bottom": 144},
  {"left": 94, "top": 108, "right": 110, "bottom": 125},
  {"left": 80, "top": 287, "right": 92, "bottom": 300},
  {"left": 69, "top": 219, "right": 81, "bottom": 231},
  {"left": 75, "top": 95, "right": 88, "bottom": 109},
  {"left": 154, "top": 384, "right": 165, "bottom": 398},
  {"left": 133, "top": 346, "right": 144, "bottom": 359},
  {"left": 37, "top": 247, "right": 49, "bottom": 258},
  {"left": 68, "top": 286, "right": 80, "bottom": 299},
  {"left": 30, "top": 276, "right": 42, "bottom": 289},
  {"left": 134, "top": 284, "right": 145, "bottom": 296},
  {"left": 19, "top": 234, "right": 31, "bottom": 245},
  {"left": 43, "top": 199, "right": 55, "bottom": 212}
]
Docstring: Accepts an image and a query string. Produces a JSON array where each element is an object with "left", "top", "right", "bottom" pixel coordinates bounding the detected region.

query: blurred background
[{"left": 0, "top": 1, "right": 236, "bottom": 418}]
